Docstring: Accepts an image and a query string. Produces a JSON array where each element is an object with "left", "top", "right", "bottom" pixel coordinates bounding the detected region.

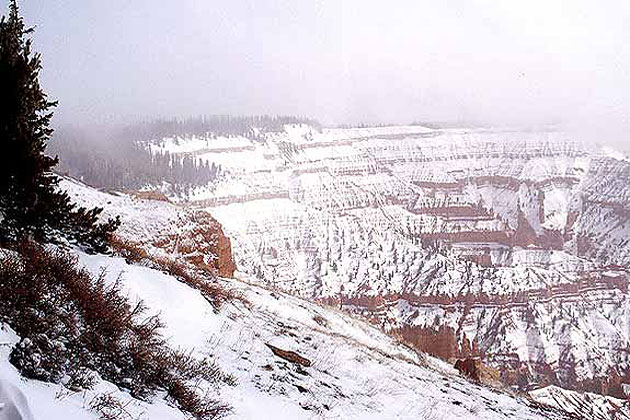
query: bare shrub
[
  {"left": 167, "top": 383, "right": 231, "bottom": 420},
  {"left": 88, "top": 393, "right": 137, "bottom": 420},
  {"left": 170, "top": 350, "right": 237, "bottom": 387},
  {"left": 109, "top": 235, "right": 243, "bottom": 311},
  {"left": 0, "top": 240, "right": 231, "bottom": 419},
  {"left": 109, "top": 236, "right": 149, "bottom": 264}
]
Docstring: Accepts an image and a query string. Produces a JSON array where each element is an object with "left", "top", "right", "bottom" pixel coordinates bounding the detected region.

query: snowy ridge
[{"left": 78, "top": 253, "right": 567, "bottom": 419}]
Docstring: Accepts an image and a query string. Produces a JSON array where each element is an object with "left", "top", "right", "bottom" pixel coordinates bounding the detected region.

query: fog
[{"left": 11, "top": 0, "right": 630, "bottom": 148}]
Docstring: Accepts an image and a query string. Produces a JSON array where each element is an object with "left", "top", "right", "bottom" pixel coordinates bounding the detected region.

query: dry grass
[
  {"left": 108, "top": 236, "right": 150, "bottom": 264},
  {"left": 109, "top": 235, "right": 244, "bottom": 310}
]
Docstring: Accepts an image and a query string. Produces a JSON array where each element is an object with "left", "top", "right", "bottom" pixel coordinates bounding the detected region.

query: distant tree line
[
  {"left": 50, "top": 115, "right": 320, "bottom": 194},
  {"left": 50, "top": 127, "right": 219, "bottom": 194},
  {"left": 120, "top": 115, "right": 321, "bottom": 142}
]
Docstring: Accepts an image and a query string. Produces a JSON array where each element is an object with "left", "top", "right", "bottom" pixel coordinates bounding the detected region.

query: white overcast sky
[{"left": 8, "top": 1, "right": 630, "bottom": 145}]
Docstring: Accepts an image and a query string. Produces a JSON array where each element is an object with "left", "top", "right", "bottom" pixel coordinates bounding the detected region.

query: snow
[
  {"left": 149, "top": 134, "right": 253, "bottom": 155},
  {"left": 78, "top": 254, "right": 215, "bottom": 351},
  {"left": 600, "top": 146, "right": 630, "bottom": 162},
  {"left": 530, "top": 386, "right": 630, "bottom": 420},
  {"left": 135, "top": 123, "right": 630, "bottom": 412},
  {"left": 0, "top": 377, "right": 35, "bottom": 420},
  {"left": 0, "top": 324, "right": 186, "bottom": 420},
  {"left": 45, "top": 125, "right": 630, "bottom": 419},
  {"left": 61, "top": 177, "right": 183, "bottom": 248},
  {"left": 1, "top": 249, "right": 566, "bottom": 420}
]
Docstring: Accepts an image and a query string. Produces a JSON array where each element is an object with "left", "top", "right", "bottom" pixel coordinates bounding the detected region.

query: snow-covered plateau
[{"left": 147, "top": 124, "right": 630, "bottom": 404}]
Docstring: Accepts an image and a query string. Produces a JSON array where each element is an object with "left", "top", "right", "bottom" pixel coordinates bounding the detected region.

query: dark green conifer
[{"left": 0, "top": 1, "right": 118, "bottom": 251}]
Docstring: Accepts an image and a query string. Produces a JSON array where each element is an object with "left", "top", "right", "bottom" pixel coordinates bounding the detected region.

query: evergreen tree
[{"left": 0, "top": 1, "right": 118, "bottom": 251}]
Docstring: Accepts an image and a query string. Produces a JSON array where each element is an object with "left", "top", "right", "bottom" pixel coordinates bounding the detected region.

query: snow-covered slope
[
  {"left": 144, "top": 124, "right": 630, "bottom": 402},
  {"left": 530, "top": 386, "right": 630, "bottom": 420},
  {"left": 83, "top": 252, "right": 574, "bottom": 419},
  {"left": 0, "top": 248, "right": 569, "bottom": 420}
]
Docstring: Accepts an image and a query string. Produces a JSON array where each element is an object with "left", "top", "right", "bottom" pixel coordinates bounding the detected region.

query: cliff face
[
  {"left": 149, "top": 124, "right": 630, "bottom": 399},
  {"left": 61, "top": 177, "right": 236, "bottom": 279},
  {"left": 166, "top": 210, "right": 236, "bottom": 278},
  {"left": 213, "top": 225, "right": 236, "bottom": 278},
  {"left": 200, "top": 215, "right": 236, "bottom": 278}
]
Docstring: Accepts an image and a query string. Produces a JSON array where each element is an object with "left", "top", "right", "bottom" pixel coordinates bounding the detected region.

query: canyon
[{"left": 147, "top": 124, "right": 630, "bottom": 400}]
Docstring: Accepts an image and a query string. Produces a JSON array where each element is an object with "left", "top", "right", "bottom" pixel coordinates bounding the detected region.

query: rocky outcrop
[
  {"left": 187, "top": 211, "right": 235, "bottom": 278},
  {"left": 393, "top": 324, "right": 461, "bottom": 360},
  {"left": 153, "top": 210, "right": 236, "bottom": 278},
  {"left": 512, "top": 209, "right": 538, "bottom": 247},
  {"left": 130, "top": 190, "right": 171, "bottom": 202},
  {"left": 455, "top": 358, "right": 482, "bottom": 382},
  {"left": 212, "top": 223, "right": 236, "bottom": 278},
  {"left": 60, "top": 177, "right": 236, "bottom": 279},
  {"left": 265, "top": 344, "right": 311, "bottom": 367}
]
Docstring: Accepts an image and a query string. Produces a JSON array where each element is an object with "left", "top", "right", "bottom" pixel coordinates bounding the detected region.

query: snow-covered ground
[
  {"left": 0, "top": 249, "right": 570, "bottom": 420},
  {"left": 530, "top": 386, "right": 630, "bottom": 420}
]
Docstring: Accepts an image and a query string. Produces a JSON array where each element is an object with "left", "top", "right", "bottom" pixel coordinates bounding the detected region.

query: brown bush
[
  {"left": 153, "top": 256, "right": 238, "bottom": 310},
  {"left": 0, "top": 240, "right": 231, "bottom": 419},
  {"left": 108, "top": 236, "right": 149, "bottom": 264},
  {"left": 168, "top": 382, "right": 231, "bottom": 420},
  {"left": 110, "top": 235, "right": 241, "bottom": 310}
]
